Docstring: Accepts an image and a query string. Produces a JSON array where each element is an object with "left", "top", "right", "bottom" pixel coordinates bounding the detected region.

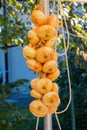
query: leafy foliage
[
  {"left": 0, "top": 79, "right": 30, "bottom": 130},
  {"left": 0, "top": 1, "right": 87, "bottom": 50},
  {"left": 0, "top": 0, "right": 42, "bottom": 50}
]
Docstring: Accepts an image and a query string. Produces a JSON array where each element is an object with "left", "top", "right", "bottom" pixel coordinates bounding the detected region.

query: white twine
[
  {"left": 56, "top": 0, "right": 72, "bottom": 115},
  {"left": 69, "top": 32, "right": 87, "bottom": 40},
  {"left": 52, "top": 0, "right": 55, "bottom": 13},
  {"left": 55, "top": 113, "right": 62, "bottom": 130},
  {"left": 35, "top": 117, "right": 39, "bottom": 130},
  {"left": 55, "top": 0, "right": 70, "bottom": 57}
]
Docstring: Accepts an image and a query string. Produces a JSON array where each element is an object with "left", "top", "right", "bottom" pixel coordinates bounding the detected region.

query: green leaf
[
  {"left": 7, "top": 125, "right": 12, "bottom": 130},
  {"left": 9, "top": 13, "right": 13, "bottom": 18},
  {"left": 8, "top": 0, "right": 13, "bottom": 5},
  {"left": 76, "top": 47, "right": 80, "bottom": 56},
  {"left": 73, "top": 25, "right": 82, "bottom": 31},
  {"left": 73, "top": 14, "right": 79, "bottom": 20},
  {"left": 28, "top": 0, "right": 34, "bottom": 4},
  {"left": 61, "top": 60, "right": 66, "bottom": 69},
  {"left": 15, "top": 3, "right": 22, "bottom": 10},
  {"left": 74, "top": 59, "right": 79, "bottom": 66},
  {"left": 84, "top": 41, "right": 87, "bottom": 47},
  {"left": 35, "top": 0, "right": 41, "bottom": 4},
  {"left": 0, "top": 94, "right": 9, "bottom": 99},
  {"left": 8, "top": 0, "right": 16, "bottom": 5}
]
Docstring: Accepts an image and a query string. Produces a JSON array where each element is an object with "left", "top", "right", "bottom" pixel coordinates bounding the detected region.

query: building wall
[
  {"left": 0, "top": 50, "right": 6, "bottom": 84},
  {"left": 0, "top": 46, "right": 37, "bottom": 83},
  {"left": 8, "top": 46, "right": 38, "bottom": 82}
]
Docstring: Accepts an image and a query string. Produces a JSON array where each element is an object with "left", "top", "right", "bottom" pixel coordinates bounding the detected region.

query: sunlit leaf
[
  {"left": 9, "top": 13, "right": 13, "bottom": 18},
  {"left": 8, "top": 0, "right": 13, "bottom": 5},
  {"left": 77, "top": 32, "right": 82, "bottom": 37},
  {"left": 7, "top": 43, "right": 11, "bottom": 46},
  {"left": 58, "top": 34, "right": 63, "bottom": 39},
  {"left": 28, "top": 0, "right": 34, "bottom": 4},
  {"left": 76, "top": 47, "right": 80, "bottom": 56},
  {"left": 73, "top": 14, "right": 79, "bottom": 20},
  {"left": 15, "top": 3, "right": 22, "bottom": 10}
]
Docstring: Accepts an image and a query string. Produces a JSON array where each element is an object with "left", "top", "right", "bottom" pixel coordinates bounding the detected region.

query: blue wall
[{"left": 0, "top": 47, "right": 38, "bottom": 83}]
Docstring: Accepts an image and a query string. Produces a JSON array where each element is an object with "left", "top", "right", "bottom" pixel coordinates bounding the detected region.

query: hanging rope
[
  {"left": 56, "top": 0, "right": 72, "bottom": 115},
  {"left": 55, "top": 113, "right": 62, "bottom": 130},
  {"left": 55, "top": 0, "right": 70, "bottom": 57},
  {"left": 52, "top": 0, "right": 55, "bottom": 13},
  {"left": 35, "top": 117, "right": 39, "bottom": 130},
  {"left": 69, "top": 32, "right": 87, "bottom": 40}
]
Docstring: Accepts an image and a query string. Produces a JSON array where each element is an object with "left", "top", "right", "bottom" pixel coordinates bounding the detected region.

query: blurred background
[{"left": 0, "top": 0, "right": 87, "bottom": 130}]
